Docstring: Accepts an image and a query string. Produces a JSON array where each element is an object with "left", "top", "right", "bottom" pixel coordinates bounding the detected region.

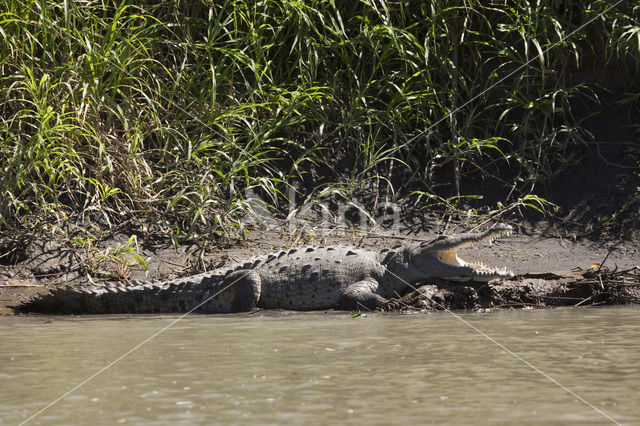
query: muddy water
[{"left": 1, "top": 307, "right": 639, "bottom": 425}]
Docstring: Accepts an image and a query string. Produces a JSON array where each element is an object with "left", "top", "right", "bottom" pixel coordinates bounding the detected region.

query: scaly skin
[{"left": 15, "top": 224, "right": 514, "bottom": 314}]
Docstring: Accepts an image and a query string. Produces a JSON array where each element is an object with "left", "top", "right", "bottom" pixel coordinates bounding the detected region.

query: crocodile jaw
[
  {"left": 412, "top": 224, "right": 515, "bottom": 282},
  {"left": 436, "top": 225, "right": 514, "bottom": 281}
]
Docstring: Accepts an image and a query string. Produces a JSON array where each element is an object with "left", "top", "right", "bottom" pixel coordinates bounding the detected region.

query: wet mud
[
  {"left": 383, "top": 267, "right": 640, "bottom": 312},
  {"left": 1, "top": 226, "right": 639, "bottom": 315}
]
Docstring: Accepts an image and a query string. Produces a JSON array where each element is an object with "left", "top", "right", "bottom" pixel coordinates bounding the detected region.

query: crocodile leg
[
  {"left": 339, "top": 279, "right": 388, "bottom": 311},
  {"left": 198, "top": 269, "right": 260, "bottom": 313}
]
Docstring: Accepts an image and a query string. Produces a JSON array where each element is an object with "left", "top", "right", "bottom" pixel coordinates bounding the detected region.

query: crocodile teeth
[
  {"left": 465, "top": 261, "right": 513, "bottom": 278},
  {"left": 433, "top": 224, "right": 515, "bottom": 280}
]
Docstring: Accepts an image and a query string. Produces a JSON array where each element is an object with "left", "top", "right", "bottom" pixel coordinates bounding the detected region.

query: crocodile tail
[{"left": 13, "top": 275, "right": 233, "bottom": 314}]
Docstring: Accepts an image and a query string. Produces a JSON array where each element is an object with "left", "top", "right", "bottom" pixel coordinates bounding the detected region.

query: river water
[{"left": 1, "top": 307, "right": 638, "bottom": 425}]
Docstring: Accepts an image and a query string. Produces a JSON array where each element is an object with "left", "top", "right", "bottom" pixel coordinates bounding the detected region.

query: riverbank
[
  {"left": 2, "top": 219, "right": 638, "bottom": 315},
  {"left": 2, "top": 1, "right": 639, "bottom": 315},
  {"left": 386, "top": 267, "right": 640, "bottom": 312}
]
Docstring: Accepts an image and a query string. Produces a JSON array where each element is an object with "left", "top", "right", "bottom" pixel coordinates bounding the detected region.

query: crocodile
[{"left": 15, "top": 224, "right": 514, "bottom": 314}]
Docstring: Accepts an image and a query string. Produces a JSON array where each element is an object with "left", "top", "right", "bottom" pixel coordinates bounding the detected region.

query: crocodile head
[{"left": 410, "top": 224, "right": 514, "bottom": 282}]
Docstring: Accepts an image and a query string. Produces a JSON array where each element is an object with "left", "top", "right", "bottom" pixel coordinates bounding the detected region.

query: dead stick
[{"left": 596, "top": 249, "right": 613, "bottom": 274}]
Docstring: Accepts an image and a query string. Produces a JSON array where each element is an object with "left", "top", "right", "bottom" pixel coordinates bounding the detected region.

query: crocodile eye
[{"left": 421, "top": 236, "right": 446, "bottom": 247}]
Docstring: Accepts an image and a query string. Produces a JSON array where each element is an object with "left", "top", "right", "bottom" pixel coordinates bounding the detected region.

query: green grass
[{"left": 0, "top": 0, "right": 639, "bottom": 242}]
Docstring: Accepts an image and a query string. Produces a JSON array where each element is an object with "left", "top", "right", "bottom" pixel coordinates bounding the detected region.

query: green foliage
[
  {"left": 0, "top": 0, "right": 637, "bottom": 238},
  {"left": 71, "top": 230, "right": 148, "bottom": 276}
]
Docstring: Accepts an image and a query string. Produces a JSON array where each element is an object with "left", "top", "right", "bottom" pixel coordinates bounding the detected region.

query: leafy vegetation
[{"left": 1, "top": 0, "right": 639, "bottom": 242}]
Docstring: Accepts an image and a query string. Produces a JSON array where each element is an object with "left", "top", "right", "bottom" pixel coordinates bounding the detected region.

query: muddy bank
[
  {"left": 1, "top": 225, "right": 639, "bottom": 315},
  {"left": 383, "top": 267, "right": 640, "bottom": 312},
  {"left": 5, "top": 267, "right": 639, "bottom": 315}
]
